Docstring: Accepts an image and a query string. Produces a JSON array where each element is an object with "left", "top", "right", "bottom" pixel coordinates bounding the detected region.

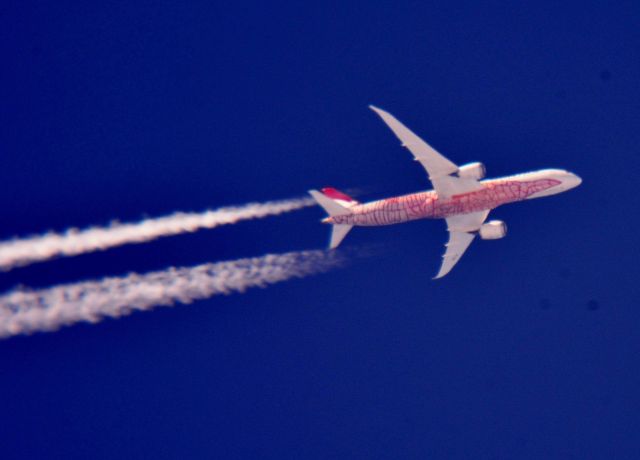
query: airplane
[{"left": 309, "top": 106, "right": 582, "bottom": 279}]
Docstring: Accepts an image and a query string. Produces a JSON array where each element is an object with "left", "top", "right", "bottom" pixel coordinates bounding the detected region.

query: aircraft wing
[
  {"left": 434, "top": 210, "right": 490, "bottom": 279},
  {"left": 369, "top": 105, "right": 482, "bottom": 199}
]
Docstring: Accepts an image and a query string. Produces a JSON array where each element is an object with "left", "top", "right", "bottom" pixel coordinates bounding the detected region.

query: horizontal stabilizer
[
  {"left": 309, "top": 189, "right": 355, "bottom": 249},
  {"left": 330, "top": 224, "right": 353, "bottom": 249},
  {"left": 308, "top": 190, "right": 351, "bottom": 217}
]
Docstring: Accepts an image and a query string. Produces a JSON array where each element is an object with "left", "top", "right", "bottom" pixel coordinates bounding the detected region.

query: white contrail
[
  {"left": 0, "top": 197, "right": 314, "bottom": 272},
  {"left": 0, "top": 249, "right": 345, "bottom": 339}
]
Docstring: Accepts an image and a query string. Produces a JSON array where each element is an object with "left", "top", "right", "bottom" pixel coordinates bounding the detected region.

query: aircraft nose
[{"left": 564, "top": 172, "right": 582, "bottom": 189}]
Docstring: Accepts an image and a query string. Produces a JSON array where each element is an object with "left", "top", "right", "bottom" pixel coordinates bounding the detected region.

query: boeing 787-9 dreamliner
[{"left": 310, "top": 106, "right": 582, "bottom": 279}]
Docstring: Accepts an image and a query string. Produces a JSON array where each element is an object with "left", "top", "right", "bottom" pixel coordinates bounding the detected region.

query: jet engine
[
  {"left": 457, "top": 162, "right": 486, "bottom": 180},
  {"left": 479, "top": 220, "right": 507, "bottom": 240}
]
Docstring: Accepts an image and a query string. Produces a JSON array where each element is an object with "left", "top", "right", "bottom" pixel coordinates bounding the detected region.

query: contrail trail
[
  {"left": 0, "top": 249, "right": 345, "bottom": 339},
  {"left": 0, "top": 196, "right": 314, "bottom": 272}
]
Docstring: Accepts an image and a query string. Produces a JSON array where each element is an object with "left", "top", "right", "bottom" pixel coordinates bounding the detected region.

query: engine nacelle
[
  {"left": 479, "top": 220, "right": 507, "bottom": 240},
  {"left": 457, "top": 162, "right": 486, "bottom": 180}
]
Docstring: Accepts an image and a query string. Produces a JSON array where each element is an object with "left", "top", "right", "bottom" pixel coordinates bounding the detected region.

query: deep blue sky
[{"left": 1, "top": 1, "right": 639, "bottom": 458}]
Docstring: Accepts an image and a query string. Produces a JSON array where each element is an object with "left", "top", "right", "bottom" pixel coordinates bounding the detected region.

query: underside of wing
[
  {"left": 369, "top": 105, "right": 458, "bottom": 178},
  {"left": 369, "top": 105, "right": 483, "bottom": 199},
  {"left": 434, "top": 210, "right": 490, "bottom": 279},
  {"left": 434, "top": 232, "right": 476, "bottom": 280}
]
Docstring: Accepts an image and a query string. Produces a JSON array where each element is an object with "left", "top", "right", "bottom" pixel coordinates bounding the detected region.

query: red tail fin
[{"left": 321, "top": 188, "right": 358, "bottom": 207}]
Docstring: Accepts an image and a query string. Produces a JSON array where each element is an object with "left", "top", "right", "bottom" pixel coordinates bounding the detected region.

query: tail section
[{"left": 308, "top": 188, "right": 358, "bottom": 249}]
